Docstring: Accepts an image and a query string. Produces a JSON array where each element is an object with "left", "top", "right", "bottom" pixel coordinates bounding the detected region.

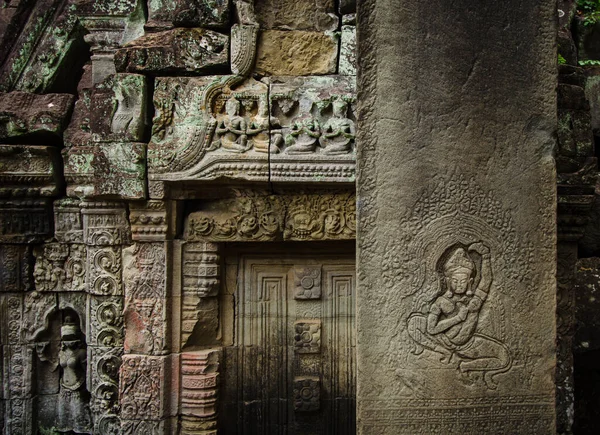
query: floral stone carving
[
  {"left": 294, "top": 320, "right": 321, "bottom": 354},
  {"left": 185, "top": 191, "right": 355, "bottom": 242},
  {"left": 294, "top": 266, "right": 322, "bottom": 299},
  {"left": 293, "top": 376, "right": 320, "bottom": 411}
]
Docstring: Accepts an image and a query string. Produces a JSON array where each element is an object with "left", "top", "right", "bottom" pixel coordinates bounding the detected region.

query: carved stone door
[{"left": 222, "top": 254, "right": 356, "bottom": 434}]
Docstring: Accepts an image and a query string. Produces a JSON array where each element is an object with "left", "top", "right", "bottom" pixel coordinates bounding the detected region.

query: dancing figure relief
[{"left": 407, "top": 242, "right": 512, "bottom": 389}]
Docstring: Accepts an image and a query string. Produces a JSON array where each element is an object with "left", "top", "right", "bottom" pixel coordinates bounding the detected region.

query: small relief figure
[
  {"left": 285, "top": 116, "right": 321, "bottom": 154},
  {"left": 56, "top": 316, "right": 92, "bottom": 433},
  {"left": 247, "top": 97, "right": 283, "bottom": 153},
  {"left": 319, "top": 99, "right": 355, "bottom": 155},
  {"left": 214, "top": 96, "right": 249, "bottom": 153},
  {"left": 111, "top": 84, "right": 136, "bottom": 134},
  {"left": 407, "top": 242, "right": 511, "bottom": 389}
]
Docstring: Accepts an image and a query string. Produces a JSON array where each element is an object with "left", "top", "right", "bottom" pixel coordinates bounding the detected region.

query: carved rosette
[
  {"left": 293, "top": 377, "right": 320, "bottom": 411},
  {"left": 185, "top": 192, "right": 356, "bottom": 242},
  {"left": 180, "top": 349, "right": 221, "bottom": 435},
  {"left": 294, "top": 266, "right": 322, "bottom": 299},
  {"left": 294, "top": 320, "right": 321, "bottom": 354}
]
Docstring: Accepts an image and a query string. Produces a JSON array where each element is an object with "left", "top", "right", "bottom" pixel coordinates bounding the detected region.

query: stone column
[{"left": 356, "top": 2, "right": 557, "bottom": 433}]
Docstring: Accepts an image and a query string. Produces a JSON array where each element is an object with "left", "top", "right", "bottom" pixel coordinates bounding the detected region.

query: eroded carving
[
  {"left": 123, "top": 243, "right": 168, "bottom": 354},
  {"left": 407, "top": 243, "right": 512, "bottom": 389},
  {"left": 120, "top": 355, "right": 164, "bottom": 420},
  {"left": 294, "top": 320, "right": 321, "bottom": 354}
]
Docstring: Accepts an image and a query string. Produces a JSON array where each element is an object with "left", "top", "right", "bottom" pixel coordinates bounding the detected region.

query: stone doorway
[{"left": 220, "top": 246, "right": 356, "bottom": 434}]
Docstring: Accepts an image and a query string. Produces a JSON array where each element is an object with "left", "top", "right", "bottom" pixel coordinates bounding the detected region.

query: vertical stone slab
[{"left": 356, "top": 1, "right": 556, "bottom": 433}]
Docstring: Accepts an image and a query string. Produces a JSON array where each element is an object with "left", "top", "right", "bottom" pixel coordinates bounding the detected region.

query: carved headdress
[
  {"left": 443, "top": 247, "right": 475, "bottom": 276},
  {"left": 61, "top": 316, "right": 79, "bottom": 340}
]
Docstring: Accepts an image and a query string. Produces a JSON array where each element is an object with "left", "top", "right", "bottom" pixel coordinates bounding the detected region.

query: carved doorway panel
[{"left": 222, "top": 253, "right": 356, "bottom": 434}]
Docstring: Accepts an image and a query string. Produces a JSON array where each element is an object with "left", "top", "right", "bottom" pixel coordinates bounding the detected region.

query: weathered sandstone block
[
  {"left": 255, "top": 30, "right": 338, "bottom": 76},
  {"left": 146, "top": 0, "right": 229, "bottom": 30},
  {"left": 115, "top": 28, "right": 229, "bottom": 75},
  {"left": 0, "top": 92, "right": 74, "bottom": 140},
  {"left": 254, "top": 0, "right": 338, "bottom": 31}
]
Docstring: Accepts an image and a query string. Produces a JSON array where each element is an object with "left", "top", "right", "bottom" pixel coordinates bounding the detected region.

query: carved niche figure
[
  {"left": 406, "top": 242, "right": 511, "bottom": 389},
  {"left": 56, "top": 316, "right": 93, "bottom": 433},
  {"left": 319, "top": 98, "right": 355, "bottom": 155},
  {"left": 214, "top": 96, "right": 249, "bottom": 153},
  {"left": 247, "top": 96, "right": 283, "bottom": 153}
]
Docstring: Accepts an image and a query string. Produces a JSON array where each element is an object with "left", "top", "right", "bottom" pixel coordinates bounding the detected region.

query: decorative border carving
[{"left": 185, "top": 192, "right": 355, "bottom": 242}]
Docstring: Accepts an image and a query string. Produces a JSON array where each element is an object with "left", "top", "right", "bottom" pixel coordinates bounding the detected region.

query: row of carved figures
[{"left": 208, "top": 97, "right": 355, "bottom": 155}]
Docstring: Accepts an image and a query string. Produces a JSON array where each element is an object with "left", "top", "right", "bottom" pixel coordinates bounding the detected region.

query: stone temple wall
[
  {"left": 0, "top": 1, "right": 357, "bottom": 433},
  {"left": 0, "top": 0, "right": 600, "bottom": 434}
]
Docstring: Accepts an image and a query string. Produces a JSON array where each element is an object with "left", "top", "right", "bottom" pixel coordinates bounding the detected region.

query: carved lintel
[
  {"left": 130, "top": 201, "right": 171, "bottom": 242},
  {"left": 0, "top": 145, "right": 62, "bottom": 198},
  {"left": 147, "top": 75, "right": 357, "bottom": 183},
  {"left": 180, "top": 349, "right": 221, "bottom": 434},
  {"left": 185, "top": 192, "right": 356, "bottom": 242}
]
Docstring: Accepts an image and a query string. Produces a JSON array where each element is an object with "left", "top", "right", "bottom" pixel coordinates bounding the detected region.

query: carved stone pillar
[
  {"left": 81, "top": 201, "right": 130, "bottom": 434},
  {"left": 180, "top": 349, "right": 222, "bottom": 435},
  {"left": 356, "top": 1, "right": 556, "bottom": 433},
  {"left": 181, "top": 242, "right": 220, "bottom": 348}
]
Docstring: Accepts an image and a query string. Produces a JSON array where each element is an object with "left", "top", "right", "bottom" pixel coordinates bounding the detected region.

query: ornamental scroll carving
[
  {"left": 148, "top": 75, "right": 356, "bottom": 183},
  {"left": 185, "top": 192, "right": 355, "bottom": 242}
]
